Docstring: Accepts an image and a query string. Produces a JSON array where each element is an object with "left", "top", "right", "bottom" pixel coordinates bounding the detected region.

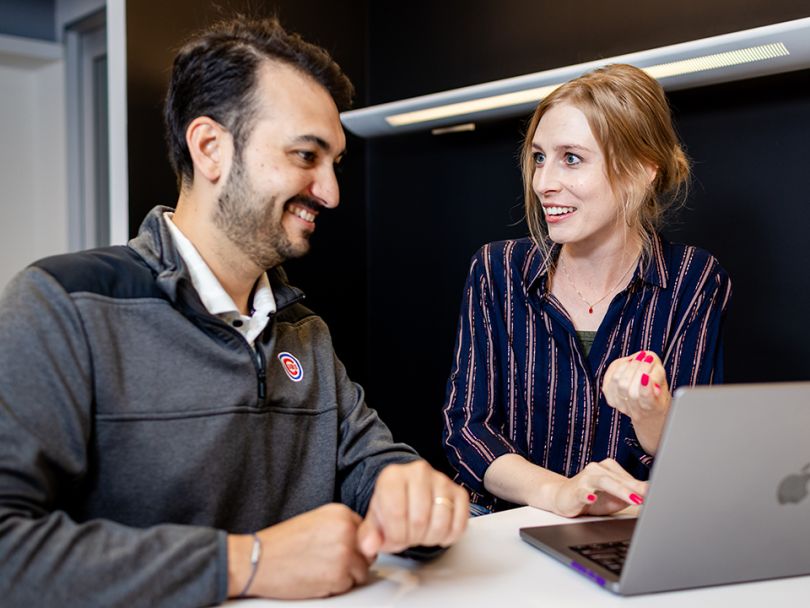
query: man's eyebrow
[
  {"left": 291, "top": 134, "right": 347, "bottom": 159},
  {"left": 292, "top": 134, "right": 331, "bottom": 151}
]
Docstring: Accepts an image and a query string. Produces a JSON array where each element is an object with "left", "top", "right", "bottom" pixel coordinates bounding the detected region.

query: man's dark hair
[{"left": 164, "top": 15, "right": 354, "bottom": 189}]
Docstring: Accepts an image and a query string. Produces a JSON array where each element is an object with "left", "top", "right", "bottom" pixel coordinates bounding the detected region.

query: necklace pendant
[{"left": 588, "top": 306, "right": 594, "bottom": 314}]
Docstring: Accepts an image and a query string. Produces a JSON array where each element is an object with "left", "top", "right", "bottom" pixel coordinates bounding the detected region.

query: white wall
[
  {"left": 107, "top": 0, "right": 128, "bottom": 245},
  {"left": 0, "top": 58, "right": 68, "bottom": 291},
  {"left": 0, "top": 0, "right": 118, "bottom": 291},
  {"left": 59, "top": 0, "right": 128, "bottom": 246}
]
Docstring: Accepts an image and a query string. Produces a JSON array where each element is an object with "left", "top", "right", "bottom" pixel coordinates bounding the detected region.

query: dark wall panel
[
  {"left": 366, "top": 121, "right": 528, "bottom": 467},
  {"left": 666, "top": 70, "right": 810, "bottom": 382},
  {"left": 368, "top": 0, "right": 810, "bottom": 103}
]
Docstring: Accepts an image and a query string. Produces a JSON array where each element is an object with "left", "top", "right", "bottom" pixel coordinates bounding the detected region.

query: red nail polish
[
  {"left": 629, "top": 493, "right": 644, "bottom": 505},
  {"left": 635, "top": 352, "right": 646, "bottom": 361},
  {"left": 644, "top": 355, "right": 653, "bottom": 363},
  {"left": 587, "top": 494, "right": 597, "bottom": 502},
  {"left": 641, "top": 373, "right": 649, "bottom": 387},
  {"left": 653, "top": 383, "right": 661, "bottom": 389}
]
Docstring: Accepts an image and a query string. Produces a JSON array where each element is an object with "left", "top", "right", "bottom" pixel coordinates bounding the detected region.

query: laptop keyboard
[{"left": 570, "top": 539, "right": 630, "bottom": 574}]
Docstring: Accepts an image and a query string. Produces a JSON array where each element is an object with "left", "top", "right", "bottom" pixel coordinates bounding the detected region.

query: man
[{"left": 0, "top": 16, "right": 467, "bottom": 607}]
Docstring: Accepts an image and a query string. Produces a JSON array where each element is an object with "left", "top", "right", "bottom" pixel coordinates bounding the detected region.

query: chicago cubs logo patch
[{"left": 278, "top": 352, "right": 304, "bottom": 382}]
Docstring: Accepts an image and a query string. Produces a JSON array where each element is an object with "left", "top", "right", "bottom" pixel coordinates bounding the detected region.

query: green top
[{"left": 577, "top": 330, "right": 597, "bottom": 358}]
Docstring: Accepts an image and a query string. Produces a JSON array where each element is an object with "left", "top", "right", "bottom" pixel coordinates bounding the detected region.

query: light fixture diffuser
[{"left": 341, "top": 17, "right": 810, "bottom": 138}]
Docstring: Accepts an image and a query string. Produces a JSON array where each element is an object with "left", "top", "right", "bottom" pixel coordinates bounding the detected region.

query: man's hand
[
  {"left": 356, "top": 460, "right": 468, "bottom": 559},
  {"left": 603, "top": 350, "right": 672, "bottom": 455},
  {"left": 227, "top": 462, "right": 468, "bottom": 599},
  {"left": 227, "top": 503, "right": 372, "bottom": 599}
]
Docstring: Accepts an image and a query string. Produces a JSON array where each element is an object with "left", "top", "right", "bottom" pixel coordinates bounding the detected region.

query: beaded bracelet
[{"left": 238, "top": 532, "right": 262, "bottom": 597}]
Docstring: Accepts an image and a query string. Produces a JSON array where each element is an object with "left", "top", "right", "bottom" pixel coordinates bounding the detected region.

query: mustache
[{"left": 285, "top": 195, "right": 322, "bottom": 211}]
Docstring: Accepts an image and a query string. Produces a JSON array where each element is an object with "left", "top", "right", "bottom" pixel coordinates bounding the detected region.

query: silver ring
[{"left": 433, "top": 496, "right": 454, "bottom": 508}]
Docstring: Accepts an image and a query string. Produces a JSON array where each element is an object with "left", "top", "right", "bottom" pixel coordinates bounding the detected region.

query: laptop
[{"left": 520, "top": 382, "right": 810, "bottom": 595}]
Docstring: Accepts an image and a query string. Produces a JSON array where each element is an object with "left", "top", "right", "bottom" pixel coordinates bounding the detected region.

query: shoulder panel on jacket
[{"left": 31, "top": 246, "right": 166, "bottom": 300}]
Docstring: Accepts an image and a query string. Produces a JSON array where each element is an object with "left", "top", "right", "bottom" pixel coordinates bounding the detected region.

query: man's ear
[{"left": 186, "top": 116, "right": 232, "bottom": 184}]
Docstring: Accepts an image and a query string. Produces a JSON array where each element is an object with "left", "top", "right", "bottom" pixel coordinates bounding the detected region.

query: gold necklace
[{"left": 559, "top": 256, "right": 636, "bottom": 314}]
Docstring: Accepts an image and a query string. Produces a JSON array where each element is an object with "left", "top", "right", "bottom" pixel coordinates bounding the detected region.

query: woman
[{"left": 442, "top": 64, "right": 731, "bottom": 518}]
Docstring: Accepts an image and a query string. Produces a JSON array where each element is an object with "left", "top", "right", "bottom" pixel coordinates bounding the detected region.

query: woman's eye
[
  {"left": 564, "top": 153, "right": 581, "bottom": 166},
  {"left": 533, "top": 151, "right": 545, "bottom": 165},
  {"left": 297, "top": 150, "right": 316, "bottom": 163}
]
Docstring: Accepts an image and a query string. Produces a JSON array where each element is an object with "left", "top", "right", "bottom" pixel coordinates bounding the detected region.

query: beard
[{"left": 213, "top": 159, "right": 312, "bottom": 269}]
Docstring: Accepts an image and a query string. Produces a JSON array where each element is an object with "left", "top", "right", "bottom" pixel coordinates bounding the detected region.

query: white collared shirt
[{"left": 163, "top": 212, "right": 276, "bottom": 346}]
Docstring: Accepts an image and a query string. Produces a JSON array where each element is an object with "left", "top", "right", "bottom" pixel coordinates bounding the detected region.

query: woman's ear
[{"left": 185, "top": 117, "right": 232, "bottom": 184}]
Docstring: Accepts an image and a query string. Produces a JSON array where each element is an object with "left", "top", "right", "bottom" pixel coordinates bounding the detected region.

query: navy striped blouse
[{"left": 442, "top": 234, "right": 732, "bottom": 510}]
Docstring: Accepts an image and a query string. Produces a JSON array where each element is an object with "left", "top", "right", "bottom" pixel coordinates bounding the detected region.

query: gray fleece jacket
[{"left": 0, "top": 206, "right": 419, "bottom": 607}]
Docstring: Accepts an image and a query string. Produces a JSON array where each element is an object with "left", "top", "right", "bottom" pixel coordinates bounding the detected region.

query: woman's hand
[
  {"left": 603, "top": 350, "right": 672, "bottom": 455},
  {"left": 549, "top": 459, "right": 648, "bottom": 518}
]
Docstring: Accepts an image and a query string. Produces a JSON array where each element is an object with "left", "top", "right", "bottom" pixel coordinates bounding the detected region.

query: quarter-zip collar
[{"left": 129, "top": 206, "right": 305, "bottom": 314}]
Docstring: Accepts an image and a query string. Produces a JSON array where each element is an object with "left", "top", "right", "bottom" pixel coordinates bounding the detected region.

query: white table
[{"left": 231, "top": 506, "right": 810, "bottom": 607}]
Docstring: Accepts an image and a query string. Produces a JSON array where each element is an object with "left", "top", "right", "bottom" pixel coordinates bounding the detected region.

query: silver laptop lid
[{"left": 621, "top": 382, "right": 810, "bottom": 595}]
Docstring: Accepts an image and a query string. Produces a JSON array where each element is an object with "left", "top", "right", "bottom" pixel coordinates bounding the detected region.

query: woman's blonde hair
[{"left": 520, "top": 63, "right": 690, "bottom": 261}]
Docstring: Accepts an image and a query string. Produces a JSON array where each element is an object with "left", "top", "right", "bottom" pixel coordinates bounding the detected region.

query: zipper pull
[
  {"left": 258, "top": 368, "right": 266, "bottom": 401},
  {"left": 256, "top": 348, "right": 267, "bottom": 402}
]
